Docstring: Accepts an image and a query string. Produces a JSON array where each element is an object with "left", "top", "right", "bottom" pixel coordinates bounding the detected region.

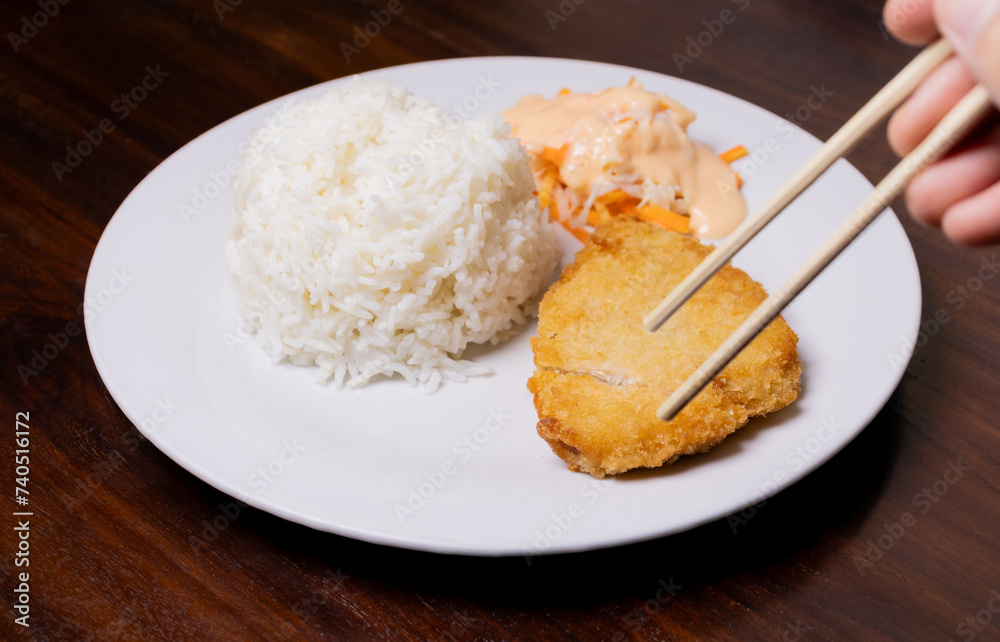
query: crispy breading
[{"left": 528, "top": 217, "right": 802, "bottom": 477}]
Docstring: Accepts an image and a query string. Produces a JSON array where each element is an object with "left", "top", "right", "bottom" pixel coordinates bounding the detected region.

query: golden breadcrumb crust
[{"left": 528, "top": 217, "right": 802, "bottom": 477}]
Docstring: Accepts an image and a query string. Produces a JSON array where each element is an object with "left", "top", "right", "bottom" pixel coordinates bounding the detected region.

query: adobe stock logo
[
  {"left": 7, "top": 0, "right": 71, "bottom": 53},
  {"left": 51, "top": 66, "right": 169, "bottom": 182},
  {"left": 339, "top": 0, "right": 412, "bottom": 63},
  {"left": 956, "top": 589, "right": 1000, "bottom": 642},
  {"left": 247, "top": 440, "right": 306, "bottom": 494},
  {"left": 393, "top": 407, "right": 510, "bottom": 524},
  {"left": 854, "top": 458, "right": 970, "bottom": 576},
  {"left": 189, "top": 439, "right": 307, "bottom": 552},
  {"left": 19, "top": 267, "right": 135, "bottom": 385},
  {"left": 672, "top": 0, "right": 751, "bottom": 73},
  {"left": 545, "top": 0, "right": 585, "bottom": 31}
]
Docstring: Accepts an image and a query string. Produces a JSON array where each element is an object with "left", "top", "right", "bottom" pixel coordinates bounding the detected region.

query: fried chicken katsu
[{"left": 527, "top": 217, "right": 802, "bottom": 477}]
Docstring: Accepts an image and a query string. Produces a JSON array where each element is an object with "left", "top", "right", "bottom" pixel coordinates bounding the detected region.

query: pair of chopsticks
[{"left": 646, "top": 39, "right": 994, "bottom": 422}]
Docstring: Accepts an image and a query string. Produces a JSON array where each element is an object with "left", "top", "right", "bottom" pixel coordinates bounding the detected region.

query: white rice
[{"left": 224, "top": 78, "right": 558, "bottom": 392}]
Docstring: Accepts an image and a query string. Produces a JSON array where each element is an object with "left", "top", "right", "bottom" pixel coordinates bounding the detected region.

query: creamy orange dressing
[{"left": 502, "top": 84, "right": 746, "bottom": 239}]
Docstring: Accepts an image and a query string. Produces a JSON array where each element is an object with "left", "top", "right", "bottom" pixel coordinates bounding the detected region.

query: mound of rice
[{"left": 224, "top": 78, "right": 558, "bottom": 392}]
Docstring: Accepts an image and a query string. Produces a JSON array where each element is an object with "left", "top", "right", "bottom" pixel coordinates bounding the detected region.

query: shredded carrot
[
  {"left": 538, "top": 170, "right": 558, "bottom": 210},
  {"left": 539, "top": 144, "right": 568, "bottom": 165},
  {"left": 598, "top": 191, "right": 641, "bottom": 219},
  {"left": 555, "top": 218, "right": 589, "bottom": 244},
  {"left": 612, "top": 199, "right": 638, "bottom": 216},
  {"left": 596, "top": 189, "right": 631, "bottom": 204},
  {"left": 547, "top": 198, "right": 560, "bottom": 222},
  {"left": 617, "top": 203, "right": 638, "bottom": 218},
  {"left": 526, "top": 132, "right": 737, "bottom": 241},
  {"left": 586, "top": 203, "right": 607, "bottom": 226},
  {"left": 593, "top": 201, "right": 611, "bottom": 224},
  {"left": 720, "top": 145, "right": 749, "bottom": 164},
  {"left": 636, "top": 205, "right": 690, "bottom": 234}
]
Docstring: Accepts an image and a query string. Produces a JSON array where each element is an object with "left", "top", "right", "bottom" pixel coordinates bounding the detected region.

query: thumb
[{"left": 936, "top": 0, "right": 1000, "bottom": 104}]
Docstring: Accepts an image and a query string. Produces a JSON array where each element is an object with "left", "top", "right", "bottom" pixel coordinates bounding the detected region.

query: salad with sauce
[{"left": 503, "top": 79, "right": 748, "bottom": 241}]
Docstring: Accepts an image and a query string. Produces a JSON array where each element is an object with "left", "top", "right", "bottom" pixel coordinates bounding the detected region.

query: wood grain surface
[{"left": 2, "top": 0, "right": 999, "bottom": 640}]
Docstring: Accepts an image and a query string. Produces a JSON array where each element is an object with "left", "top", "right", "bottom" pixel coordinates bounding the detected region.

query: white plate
[{"left": 86, "top": 57, "right": 920, "bottom": 556}]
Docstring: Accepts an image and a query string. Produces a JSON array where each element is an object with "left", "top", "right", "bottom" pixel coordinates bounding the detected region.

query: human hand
[{"left": 884, "top": 0, "right": 1000, "bottom": 245}]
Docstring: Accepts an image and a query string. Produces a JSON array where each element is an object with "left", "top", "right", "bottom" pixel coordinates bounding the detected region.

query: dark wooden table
[{"left": 3, "top": 0, "right": 999, "bottom": 639}]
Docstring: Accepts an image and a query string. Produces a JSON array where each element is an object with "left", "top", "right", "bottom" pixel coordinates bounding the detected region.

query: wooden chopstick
[
  {"left": 656, "top": 83, "right": 993, "bottom": 422},
  {"left": 644, "top": 39, "right": 954, "bottom": 334}
]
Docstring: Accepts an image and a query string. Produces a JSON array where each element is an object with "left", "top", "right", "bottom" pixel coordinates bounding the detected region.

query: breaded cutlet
[{"left": 528, "top": 217, "right": 802, "bottom": 477}]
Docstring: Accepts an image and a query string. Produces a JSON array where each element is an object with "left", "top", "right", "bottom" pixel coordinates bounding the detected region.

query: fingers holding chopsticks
[
  {"left": 904, "top": 124, "right": 1000, "bottom": 229},
  {"left": 884, "top": 0, "right": 1000, "bottom": 244},
  {"left": 934, "top": 0, "right": 1000, "bottom": 98},
  {"left": 937, "top": 165, "right": 1000, "bottom": 244},
  {"left": 883, "top": 0, "right": 938, "bottom": 45},
  {"left": 888, "top": 57, "right": 979, "bottom": 155}
]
